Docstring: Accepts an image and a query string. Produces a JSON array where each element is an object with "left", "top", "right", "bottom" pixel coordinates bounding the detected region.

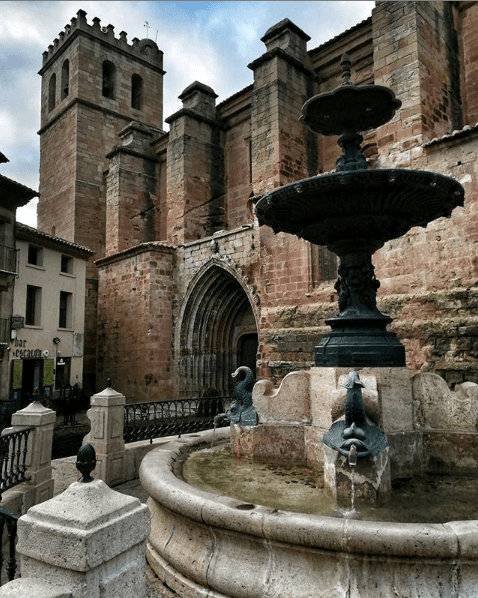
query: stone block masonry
[
  {"left": 36, "top": 3, "right": 478, "bottom": 398},
  {"left": 38, "top": 10, "right": 165, "bottom": 394},
  {"left": 96, "top": 243, "right": 175, "bottom": 402},
  {"left": 14, "top": 476, "right": 150, "bottom": 598}
]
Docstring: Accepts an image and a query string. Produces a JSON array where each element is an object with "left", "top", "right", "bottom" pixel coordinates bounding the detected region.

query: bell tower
[{"left": 37, "top": 9, "right": 164, "bottom": 393}]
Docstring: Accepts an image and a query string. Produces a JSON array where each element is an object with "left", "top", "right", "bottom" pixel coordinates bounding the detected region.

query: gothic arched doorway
[{"left": 178, "top": 265, "right": 258, "bottom": 397}]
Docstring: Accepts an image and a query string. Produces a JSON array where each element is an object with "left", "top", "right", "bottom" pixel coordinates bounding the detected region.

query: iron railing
[
  {"left": 57, "top": 384, "right": 79, "bottom": 426},
  {"left": 0, "top": 320, "right": 9, "bottom": 346},
  {"left": 0, "top": 397, "right": 21, "bottom": 431},
  {"left": 0, "top": 427, "right": 32, "bottom": 500},
  {"left": 0, "top": 507, "right": 18, "bottom": 585},
  {"left": 124, "top": 396, "right": 231, "bottom": 443},
  {"left": 0, "top": 246, "right": 17, "bottom": 275}
]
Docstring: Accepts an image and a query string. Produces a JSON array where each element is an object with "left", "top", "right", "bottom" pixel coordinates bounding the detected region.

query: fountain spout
[
  {"left": 348, "top": 444, "right": 357, "bottom": 468},
  {"left": 214, "top": 413, "right": 228, "bottom": 427},
  {"left": 323, "top": 370, "right": 388, "bottom": 459},
  {"left": 323, "top": 370, "right": 392, "bottom": 507}
]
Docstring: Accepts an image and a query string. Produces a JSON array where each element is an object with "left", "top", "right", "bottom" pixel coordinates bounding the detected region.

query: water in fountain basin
[{"left": 182, "top": 445, "right": 478, "bottom": 523}]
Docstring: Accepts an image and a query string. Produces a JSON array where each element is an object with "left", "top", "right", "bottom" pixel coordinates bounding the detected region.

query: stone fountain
[{"left": 140, "top": 56, "right": 478, "bottom": 597}]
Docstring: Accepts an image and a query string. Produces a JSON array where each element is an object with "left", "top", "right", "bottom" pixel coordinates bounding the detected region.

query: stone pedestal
[
  {"left": 84, "top": 386, "right": 126, "bottom": 485},
  {"left": 246, "top": 367, "right": 418, "bottom": 480},
  {"left": 6, "top": 401, "right": 56, "bottom": 508},
  {"left": 309, "top": 367, "right": 419, "bottom": 479},
  {"left": 230, "top": 371, "right": 311, "bottom": 463},
  {"left": 16, "top": 479, "right": 150, "bottom": 598},
  {"left": 323, "top": 443, "right": 392, "bottom": 507}
]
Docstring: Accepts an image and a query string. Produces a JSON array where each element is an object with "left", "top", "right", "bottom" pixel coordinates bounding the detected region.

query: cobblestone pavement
[{"left": 52, "top": 457, "right": 179, "bottom": 598}]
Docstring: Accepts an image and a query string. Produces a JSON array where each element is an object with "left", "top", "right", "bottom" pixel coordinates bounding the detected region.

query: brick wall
[
  {"left": 223, "top": 108, "right": 253, "bottom": 228},
  {"left": 166, "top": 83, "right": 225, "bottom": 245},
  {"left": 458, "top": 2, "right": 478, "bottom": 125}
]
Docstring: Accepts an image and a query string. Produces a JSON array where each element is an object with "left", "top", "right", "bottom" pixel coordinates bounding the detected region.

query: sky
[{"left": 0, "top": 1, "right": 374, "bottom": 228}]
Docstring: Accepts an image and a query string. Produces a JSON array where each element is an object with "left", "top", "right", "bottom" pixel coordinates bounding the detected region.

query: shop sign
[
  {"left": 12, "top": 339, "right": 44, "bottom": 359},
  {"left": 15, "top": 348, "right": 42, "bottom": 359},
  {"left": 11, "top": 315, "right": 24, "bottom": 330}
]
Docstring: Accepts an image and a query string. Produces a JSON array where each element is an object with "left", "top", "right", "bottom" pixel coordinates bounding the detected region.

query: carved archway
[{"left": 177, "top": 263, "right": 258, "bottom": 397}]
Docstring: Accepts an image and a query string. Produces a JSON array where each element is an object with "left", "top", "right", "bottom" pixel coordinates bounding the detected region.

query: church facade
[{"left": 37, "top": 2, "right": 478, "bottom": 401}]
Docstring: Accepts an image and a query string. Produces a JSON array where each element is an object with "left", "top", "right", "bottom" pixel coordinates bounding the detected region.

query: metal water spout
[
  {"left": 213, "top": 413, "right": 227, "bottom": 427},
  {"left": 323, "top": 370, "right": 388, "bottom": 458},
  {"left": 323, "top": 370, "right": 392, "bottom": 508}
]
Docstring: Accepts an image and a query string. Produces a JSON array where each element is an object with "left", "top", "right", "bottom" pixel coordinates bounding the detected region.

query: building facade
[
  {"left": 10, "top": 224, "right": 93, "bottom": 407},
  {"left": 0, "top": 173, "right": 38, "bottom": 410},
  {"left": 38, "top": 2, "right": 478, "bottom": 401}
]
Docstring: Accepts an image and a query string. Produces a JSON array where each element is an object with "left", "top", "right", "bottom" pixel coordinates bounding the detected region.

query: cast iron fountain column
[{"left": 256, "top": 54, "right": 464, "bottom": 368}]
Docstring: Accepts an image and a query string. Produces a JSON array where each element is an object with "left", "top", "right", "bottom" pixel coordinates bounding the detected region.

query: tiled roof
[
  {"left": 423, "top": 123, "right": 478, "bottom": 147},
  {"left": 308, "top": 17, "right": 372, "bottom": 57},
  {"left": 16, "top": 222, "right": 95, "bottom": 258}
]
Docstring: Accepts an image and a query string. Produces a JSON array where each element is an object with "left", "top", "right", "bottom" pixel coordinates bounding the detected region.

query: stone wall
[
  {"left": 221, "top": 92, "right": 253, "bottom": 228},
  {"left": 172, "top": 227, "right": 260, "bottom": 397},
  {"left": 458, "top": 2, "right": 478, "bottom": 124},
  {"left": 37, "top": 10, "right": 164, "bottom": 395},
  {"left": 165, "top": 83, "right": 225, "bottom": 245},
  {"left": 96, "top": 243, "right": 175, "bottom": 401},
  {"left": 105, "top": 123, "right": 160, "bottom": 255}
]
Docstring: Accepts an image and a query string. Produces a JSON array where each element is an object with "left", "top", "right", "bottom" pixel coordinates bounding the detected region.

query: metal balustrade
[
  {"left": 0, "top": 507, "right": 18, "bottom": 585},
  {"left": 0, "top": 246, "right": 18, "bottom": 275},
  {"left": 0, "top": 320, "right": 9, "bottom": 346},
  {"left": 0, "top": 428, "right": 32, "bottom": 500},
  {"left": 124, "top": 396, "right": 231, "bottom": 443}
]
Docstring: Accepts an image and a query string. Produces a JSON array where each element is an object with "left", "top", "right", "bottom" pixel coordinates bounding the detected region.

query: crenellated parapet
[{"left": 40, "top": 9, "right": 163, "bottom": 73}]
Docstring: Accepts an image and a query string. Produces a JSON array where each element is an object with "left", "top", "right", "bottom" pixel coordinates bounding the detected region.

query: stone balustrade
[
  {"left": 0, "top": 462, "right": 150, "bottom": 598},
  {"left": 1, "top": 401, "right": 56, "bottom": 513},
  {"left": 82, "top": 385, "right": 126, "bottom": 486}
]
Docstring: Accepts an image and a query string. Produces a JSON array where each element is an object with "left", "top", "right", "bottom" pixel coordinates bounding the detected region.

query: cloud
[{"left": 1, "top": 1, "right": 374, "bottom": 228}]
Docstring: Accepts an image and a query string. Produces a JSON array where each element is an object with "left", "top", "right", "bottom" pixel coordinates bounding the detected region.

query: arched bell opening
[{"left": 178, "top": 265, "right": 258, "bottom": 398}]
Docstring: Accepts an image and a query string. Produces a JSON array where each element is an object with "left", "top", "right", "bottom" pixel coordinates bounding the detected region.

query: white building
[
  {"left": 10, "top": 224, "right": 94, "bottom": 407},
  {"left": 0, "top": 173, "right": 38, "bottom": 412}
]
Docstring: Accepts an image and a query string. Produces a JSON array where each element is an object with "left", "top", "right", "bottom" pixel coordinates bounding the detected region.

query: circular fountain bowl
[
  {"left": 255, "top": 169, "right": 464, "bottom": 253},
  {"left": 139, "top": 429, "right": 478, "bottom": 598}
]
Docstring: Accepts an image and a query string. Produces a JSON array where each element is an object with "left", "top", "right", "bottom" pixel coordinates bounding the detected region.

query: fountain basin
[{"left": 139, "top": 428, "right": 478, "bottom": 598}]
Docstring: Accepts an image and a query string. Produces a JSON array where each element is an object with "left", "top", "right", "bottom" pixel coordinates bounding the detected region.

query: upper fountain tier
[{"left": 300, "top": 53, "right": 402, "bottom": 138}]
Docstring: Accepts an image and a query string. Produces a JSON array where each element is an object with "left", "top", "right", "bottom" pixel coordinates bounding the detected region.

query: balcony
[
  {"left": 0, "top": 245, "right": 18, "bottom": 291},
  {"left": 0, "top": 245, "right": 18, "bottom": 275},
  {"left": 0, "top": 318, "right": 9, "bottom": 346}
]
